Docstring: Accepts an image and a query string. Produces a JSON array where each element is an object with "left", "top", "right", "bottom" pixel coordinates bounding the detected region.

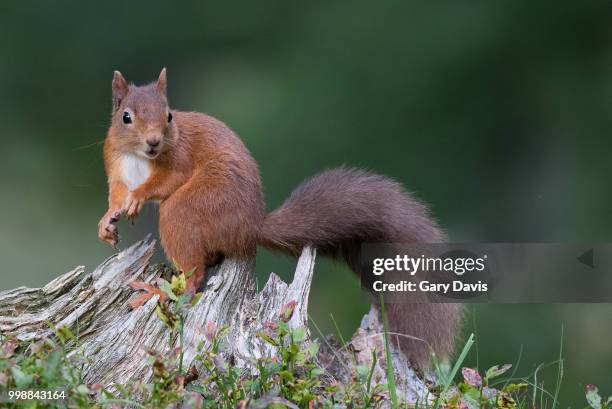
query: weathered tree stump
[{"left": 0, "top": 236, "right": 431, "bottom": 404}]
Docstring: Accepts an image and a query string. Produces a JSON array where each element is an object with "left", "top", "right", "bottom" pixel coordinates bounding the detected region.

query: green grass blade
[
  {"left": 330, "top": 313, "right": 347, "bottom": 348},
  {"left": 434, "top": 332, "right": 475, "bottom": 409},
  {"left": 552, "top": 325, "right": 564, "bottom": 409},
  {"left": 378, "top": 294, "right": 399, "bottom": 408},
  {"left": 443, "top": 333, "right": 474, "bottom": 391}
]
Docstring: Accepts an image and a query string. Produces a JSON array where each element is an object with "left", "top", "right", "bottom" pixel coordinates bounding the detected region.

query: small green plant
[
  {"left": 0, "top": 326, "right": 114, "bottom": 408},
  {"left": 154, "top": 269, "right": 202, "bottom": 371},
  {"left": 254, "top": 300, "right": 322, "bottom": 406},
  {"left": 586, "top": 385, "right": 612, "bottom": 409},
  {"left": 435, "top": 364, "right": 529, "bottom": 409},
  {"left": 180, "top": 300, "right": 324, "bottom": 408}
]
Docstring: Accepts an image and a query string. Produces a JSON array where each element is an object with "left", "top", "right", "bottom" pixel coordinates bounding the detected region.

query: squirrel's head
[{"left": 109, "top": 68, "right": 176, "bottom": 160}]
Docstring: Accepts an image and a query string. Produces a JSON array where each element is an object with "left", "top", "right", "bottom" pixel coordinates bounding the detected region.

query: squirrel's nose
[{"left": 146, "top": 138, "right": 161, "bottom": 148}]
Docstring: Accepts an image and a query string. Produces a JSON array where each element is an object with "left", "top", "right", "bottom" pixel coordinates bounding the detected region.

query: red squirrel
[{"left": 98, "top": 69, "right": 461, "bottom": 367}]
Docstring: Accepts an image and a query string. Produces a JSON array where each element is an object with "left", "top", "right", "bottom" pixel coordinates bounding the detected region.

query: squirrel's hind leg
[
  {"left": 158, "top": 194, "right": 211, "bottom": 295},
  {"left": 158, "top": 230, "right": 208, "bottom": 294}
]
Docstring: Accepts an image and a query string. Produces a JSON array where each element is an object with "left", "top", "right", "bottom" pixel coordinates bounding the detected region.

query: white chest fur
[{"left": 121, "top": 154, "right": 151, "bottom": 191}]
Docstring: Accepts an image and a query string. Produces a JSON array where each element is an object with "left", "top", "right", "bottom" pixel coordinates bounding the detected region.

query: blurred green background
[{"left": 1, "top": 0, "right": 611, "bottom": 404}]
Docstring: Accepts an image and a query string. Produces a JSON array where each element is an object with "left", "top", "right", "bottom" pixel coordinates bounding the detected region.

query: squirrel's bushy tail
[{"left": 260, "top": 167, "right": 461, "bottom": 367}]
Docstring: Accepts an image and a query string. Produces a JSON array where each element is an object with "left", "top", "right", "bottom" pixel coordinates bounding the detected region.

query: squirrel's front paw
[
  {"left": 98, "top": 210, "right": 120, "bottom": 247},
  {"left": 122, "top": 191, "right": 146, "bottom": 222}
]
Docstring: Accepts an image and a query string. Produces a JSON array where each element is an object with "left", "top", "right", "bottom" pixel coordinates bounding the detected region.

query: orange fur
[
  {"left": 100, "top": 70, "right": 264, "bottom": 292},
  {"left": 99, "top": 70, "right": 461, "bottom": 366}
]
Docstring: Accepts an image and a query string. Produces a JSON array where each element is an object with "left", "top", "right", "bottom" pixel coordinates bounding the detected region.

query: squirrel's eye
[
  {"left": 122, "top": 111, "right": 132, "bottom": 124},
  {"left": 167, "top": 112, "right": 173, "bottom": 123}
]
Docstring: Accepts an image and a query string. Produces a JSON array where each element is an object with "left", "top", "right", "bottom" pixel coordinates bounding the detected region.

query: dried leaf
[
  {"left": 204, "top": 321, "right": 216, "bottom": 342},
  {"left": 0, "top": 339, "right": 18, "bottom": 359},
  {"left": 279, "top": 300, "right": 297, "bottom": 323}
]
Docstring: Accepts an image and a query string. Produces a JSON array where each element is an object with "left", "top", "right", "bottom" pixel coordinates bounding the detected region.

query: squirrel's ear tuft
[
  {"left": 112, "top": 70, "right": 128, "bottom": 111},
  {"left": 157, "top": 68, "right": 167, "bottom": 94}
]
